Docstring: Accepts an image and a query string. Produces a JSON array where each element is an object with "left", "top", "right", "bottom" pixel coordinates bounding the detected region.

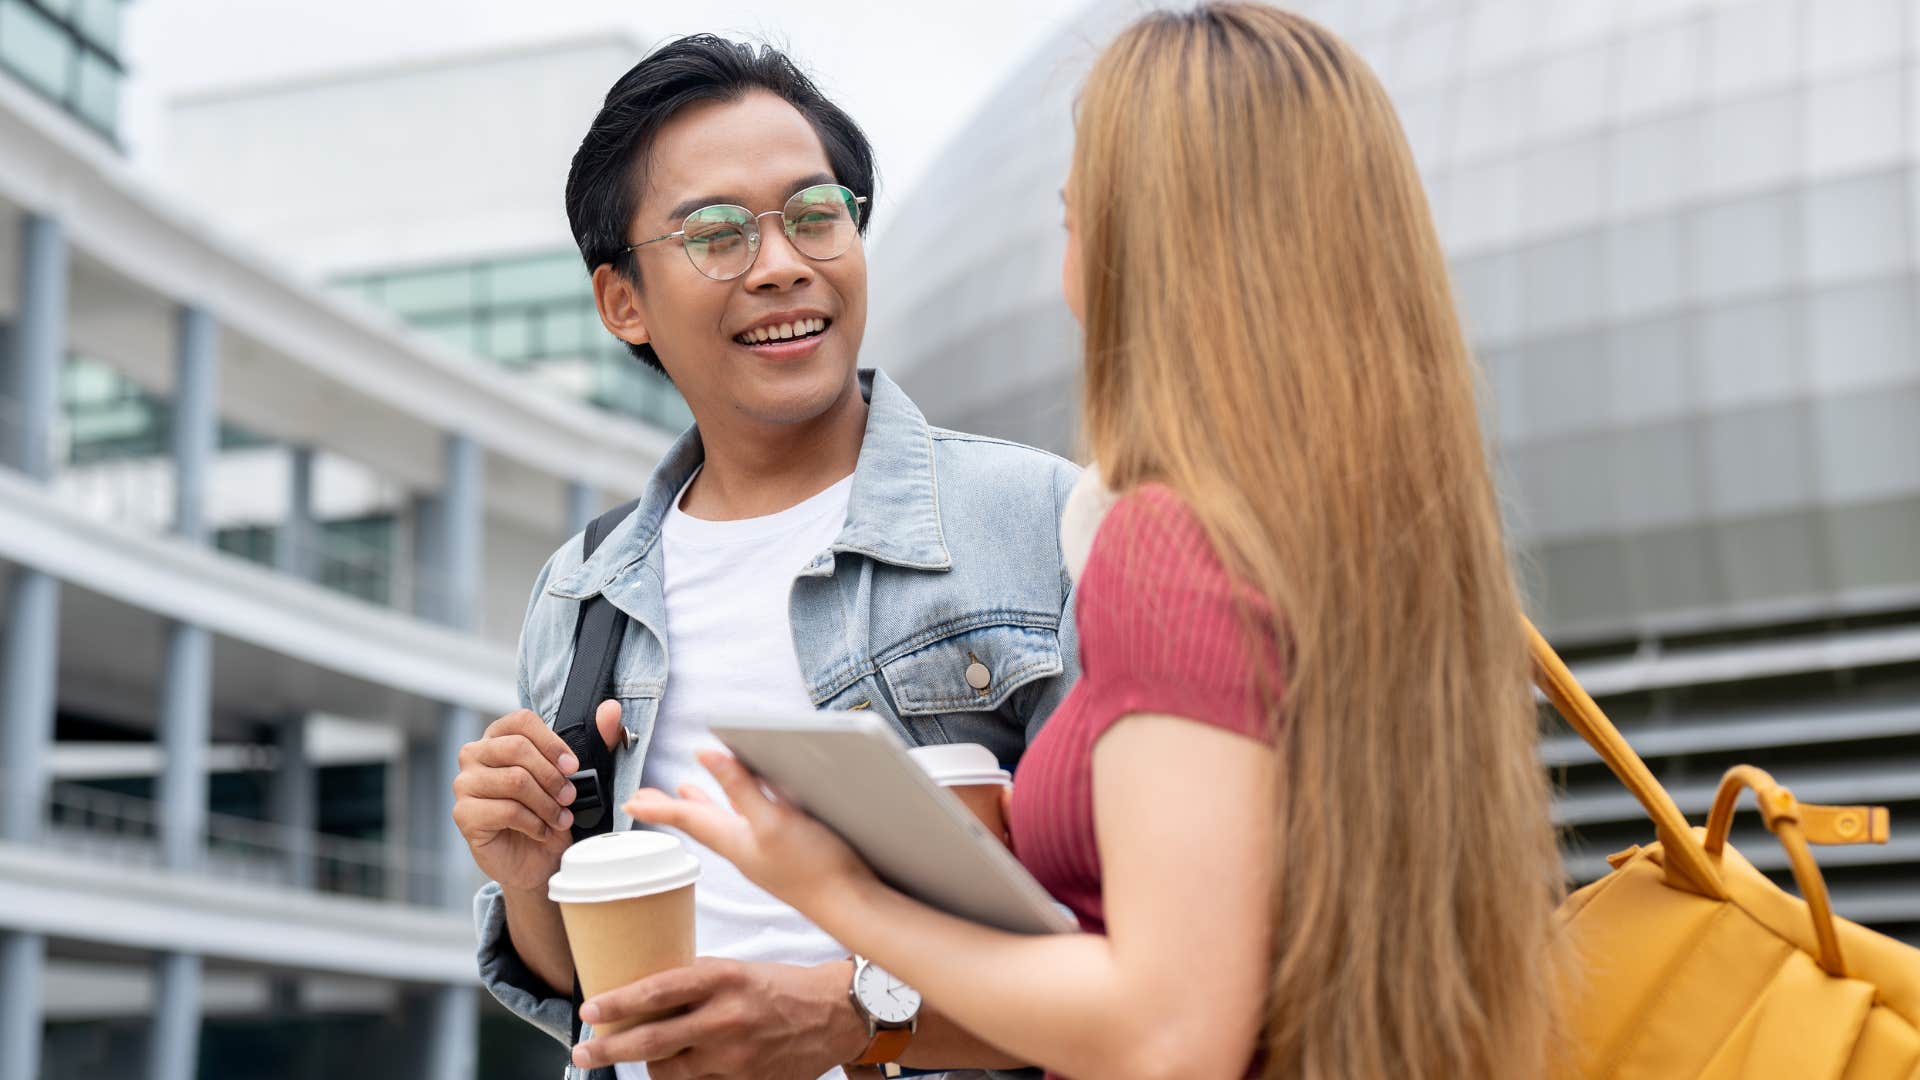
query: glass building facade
[
  {"left": 867, "top": 0, "right": 1920, "bottom": 945},
  {"left": 0, "top": 0, "right": 125, "bottom": 137},
  {"left": 335, "top": 251, "right": 694, "bottom": 432}
]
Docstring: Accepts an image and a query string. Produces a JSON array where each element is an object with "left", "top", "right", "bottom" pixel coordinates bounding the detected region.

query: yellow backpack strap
[
  {"left": 1702, "top": 765, "right": 1888, "bottom": 978},
  {"left": 1798, "top": 803, "right": 1891, "bottom": 846},
  {"left": 1526, "top": 619, "right": 1728, "bottom": 900}
]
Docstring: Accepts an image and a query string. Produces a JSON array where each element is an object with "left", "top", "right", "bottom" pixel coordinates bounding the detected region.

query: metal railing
[{"left": 42, "top": 781, "right": 444, "bottom": 904}]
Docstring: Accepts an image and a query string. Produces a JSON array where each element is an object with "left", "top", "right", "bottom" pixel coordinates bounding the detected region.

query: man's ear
[{"left": 592, "top": 263, "right": 650, "bottom": 347}]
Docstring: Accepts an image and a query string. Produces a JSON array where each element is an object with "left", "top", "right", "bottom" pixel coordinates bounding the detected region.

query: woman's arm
[{"left": 619, "top": 714, "right": 1273, "bottom": 1080}]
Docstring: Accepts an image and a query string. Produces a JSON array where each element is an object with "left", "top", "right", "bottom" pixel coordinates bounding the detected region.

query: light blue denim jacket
[{"left": 473, "top": 369, "right": 1079, "bottom": 1078}]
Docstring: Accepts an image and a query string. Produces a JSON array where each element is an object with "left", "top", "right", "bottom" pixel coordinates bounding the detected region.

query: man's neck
[{"left": 680, "top": 378, "right": 868, "bottom": 521}]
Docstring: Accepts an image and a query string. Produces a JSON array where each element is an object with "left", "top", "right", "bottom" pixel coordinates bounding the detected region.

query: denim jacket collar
[{"left": 546, "top": 368, "right": 951, "bottom": 602}]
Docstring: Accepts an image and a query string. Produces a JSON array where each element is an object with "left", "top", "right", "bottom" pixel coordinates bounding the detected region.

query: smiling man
[{"left": 454, "top": 36, "right": 1077, "bottom": 1080}]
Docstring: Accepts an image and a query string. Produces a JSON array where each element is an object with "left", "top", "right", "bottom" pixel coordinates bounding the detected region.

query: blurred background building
[
  {"left": 3, "top": 0, "right": 1920, "bottom": 1078},
  {"left": 0, "top": 8, "right": 672, "bottom": 1079},
  {"left": 870, "top": 0, "right": 1920, "bottom": 951}
]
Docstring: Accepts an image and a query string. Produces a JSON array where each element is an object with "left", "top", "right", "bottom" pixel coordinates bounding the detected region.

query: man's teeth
[{"left": 736, "top": 317, "right": 827, "bottom": 344}]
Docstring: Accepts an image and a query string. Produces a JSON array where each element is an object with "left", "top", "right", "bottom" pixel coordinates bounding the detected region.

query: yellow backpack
[{"left": 1529, "top": 621, "right": 1920, "bottom": 1078}]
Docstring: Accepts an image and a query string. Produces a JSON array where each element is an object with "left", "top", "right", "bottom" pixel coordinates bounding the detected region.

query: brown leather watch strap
[{"left": 851, "top": 1027, "right": 912, "bottom": 1066}]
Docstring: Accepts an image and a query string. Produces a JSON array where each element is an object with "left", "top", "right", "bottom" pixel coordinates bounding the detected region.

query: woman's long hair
[{"left": 1073, "top": 6, "right": 1566, "bottom": 1077}]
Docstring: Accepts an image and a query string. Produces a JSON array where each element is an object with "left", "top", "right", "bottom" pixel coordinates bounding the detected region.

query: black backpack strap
[
  {"left": 555, "top": 498, "right": 641, "bottom": 842},
  {"left": 556, "top": 497, "right": 639, "bottom": 1068}
]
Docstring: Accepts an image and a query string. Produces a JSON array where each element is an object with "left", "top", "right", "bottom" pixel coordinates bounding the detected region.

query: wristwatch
[{"left": 847, "top": 955, "right": 921, "bottom": 1067}]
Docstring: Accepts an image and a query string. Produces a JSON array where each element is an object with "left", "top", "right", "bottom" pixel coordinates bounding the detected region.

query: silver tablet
[{"left": 708, "top": 710, "right": 1077, "bottom": 935}]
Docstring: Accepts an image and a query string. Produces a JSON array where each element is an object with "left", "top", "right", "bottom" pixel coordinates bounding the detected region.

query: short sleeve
[{"left": 1071, "top": 485, "right": 1281, "bottom": 744}]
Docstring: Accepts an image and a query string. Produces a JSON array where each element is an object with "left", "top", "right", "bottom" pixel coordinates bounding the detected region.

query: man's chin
[{"left": 731, "top": 356, "right": 860, "bottom": 427}]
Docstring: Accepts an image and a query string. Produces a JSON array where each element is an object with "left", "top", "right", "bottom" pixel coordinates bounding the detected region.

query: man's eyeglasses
[{"left": 624, "top": 183, "right": 868, "bottom": 281}]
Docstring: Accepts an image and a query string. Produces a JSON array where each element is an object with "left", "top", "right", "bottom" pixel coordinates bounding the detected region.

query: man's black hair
[{"left": 566, "top": 35, "right": 879, "bottom": 373}]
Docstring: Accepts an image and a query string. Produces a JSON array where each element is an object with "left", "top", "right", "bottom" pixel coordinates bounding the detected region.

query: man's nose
[{"left": 744, "top": 214, "right": 812, "bottom": 291}]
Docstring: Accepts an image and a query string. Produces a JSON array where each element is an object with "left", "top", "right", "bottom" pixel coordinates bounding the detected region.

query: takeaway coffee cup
[
  {"left": 548, "top": 830, "right": 700, "bottom": 1035},
  {"left": 909, "top": 743, "right": 1013, "bottom": 844}
]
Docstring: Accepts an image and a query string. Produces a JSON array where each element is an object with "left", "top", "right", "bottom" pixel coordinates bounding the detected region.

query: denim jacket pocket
[{"left": 881, "top": 621, "right": 1063, "bottom": 719}]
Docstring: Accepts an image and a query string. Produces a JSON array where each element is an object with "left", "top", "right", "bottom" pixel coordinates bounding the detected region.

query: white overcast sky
[{"left": 122, "top": 0, "right": 1097, "bottom": 226}]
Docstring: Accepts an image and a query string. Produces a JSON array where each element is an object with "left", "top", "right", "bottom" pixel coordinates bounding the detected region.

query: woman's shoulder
[
  {"left": 1073, "top": 482, "right": 1280, "bottom": 740},
  {"left": 1083, "top": 483, "right": 1233, "bottom": 595}
]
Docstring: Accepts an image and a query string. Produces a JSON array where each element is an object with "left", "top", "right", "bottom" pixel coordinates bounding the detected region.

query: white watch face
[{"left": 855, "top": 961, "right": 922, "bottom": 1025}]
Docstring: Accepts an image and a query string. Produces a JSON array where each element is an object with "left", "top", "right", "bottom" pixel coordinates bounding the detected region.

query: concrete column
[
  {"left": 410, "top": 493, "right": 444, "bottom": 625},
  {"left": 566, "top": 480, "right": 597, "bottom": 536},
  {"left": 405, "top": 733, "right": 439, "bottom": 907},
  {"left": 278, "top": 445, "right": 317, "bottom": 580},
  {"left": 424, "top": 985, "right": 478, "bottom": 1080},
  {"left": 0, "top": 931, "right": 45, "bottom": 1080},
  {"left": 156, "top": 623, "right": 212, "bottom": 871},
  {"left": 273, "top": 712, "right": 315, "bottom": 890},
  {"left": 440, "top": 434, "right": 483, "bottom": 633},
  {"left": 152, "top": 305, "right": 217, "bottom": 1080},
  {"left": 0, "top": 571, "right": 59, "bottom": 844},
  {"left": 421, "top": 435, "right": 485, "bottom": 1080},
  {"left": 0, "top": 211, "right": 64, "bottom": 1080},
  {"left": 4, "top": 214, "right": 66, "bottom": 480},
  {"left": 148, "top": 951, "right": 203, "bottom": 1080},
  {"left": 169, "top": 307, "right": 219, "bottom": 543}
]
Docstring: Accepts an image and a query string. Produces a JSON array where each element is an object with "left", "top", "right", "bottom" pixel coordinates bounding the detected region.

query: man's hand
[
  {"left": 570, "top": 958, "right": 867, "bottom": 1078},
  {"left": 453, "top": 701, "right": 623, "bottom": 892}
]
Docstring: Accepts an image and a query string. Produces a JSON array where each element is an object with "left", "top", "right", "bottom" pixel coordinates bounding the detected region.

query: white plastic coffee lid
[
  {"left": 548, "top": 830, "right": 701, "bottom": 904},
  {"left": 908, "top": 743, "right": 1012, "bottom": 787}
]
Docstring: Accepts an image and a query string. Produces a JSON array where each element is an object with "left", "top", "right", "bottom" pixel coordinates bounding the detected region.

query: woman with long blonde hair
[{"left": 599, "top": 6, "right": 1567, "bottom": 1077}]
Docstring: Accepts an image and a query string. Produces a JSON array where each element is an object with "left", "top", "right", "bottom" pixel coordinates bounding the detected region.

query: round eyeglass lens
[
  {"left": 782, "top": 184, "right": 861, "bottom": 261},
  {"left": 682, "top": 204, "right": 758, "bottom": 280}
]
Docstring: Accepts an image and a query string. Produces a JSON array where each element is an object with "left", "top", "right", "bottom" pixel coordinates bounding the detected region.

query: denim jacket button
[{"left": 964, "top": 661, "right": 992, "bottom": 691}]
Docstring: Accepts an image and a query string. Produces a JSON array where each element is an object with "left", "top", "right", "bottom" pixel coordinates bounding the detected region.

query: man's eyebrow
[
  {"left": 664, "top": 193, "right": 743, "bottom": 224},
  {"left": 660, "top": 174, "right": 840, "bottom": 225}
]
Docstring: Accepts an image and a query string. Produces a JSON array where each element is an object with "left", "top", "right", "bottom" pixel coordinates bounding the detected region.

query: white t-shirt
[{"left": 615, "top": 472, "right": 854, "bottom": 1080}]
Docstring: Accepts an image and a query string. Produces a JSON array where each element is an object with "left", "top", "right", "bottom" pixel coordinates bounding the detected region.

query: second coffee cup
[
  {"left": 548, "top": 830, "right": 701, "bottom": 1037},
  {"left": 908, "top": 743, "right": 1013, "bottom": 845}
]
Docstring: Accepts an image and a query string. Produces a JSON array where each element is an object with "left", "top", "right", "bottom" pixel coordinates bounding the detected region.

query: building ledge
[
  {"left": 0, "top": 841, "right": 476, "bottom": 984},
  {"left": 0, "top": 466, "right": 516, "bottom": 715}
]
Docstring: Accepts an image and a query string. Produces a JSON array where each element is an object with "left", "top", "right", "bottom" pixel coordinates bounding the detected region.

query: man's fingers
[
  {"left": 574, "top": 1017, "right": 700, "bottom": 1070},
  {"left": 472, "top": 736, "right": 573, "bottom": 802},
  {"left": 459, "top": 767, "right": 571, "bottom": 831},
  {"left": 482, "top": 709, "right": 579, "bottom": 775},
  {"left": 581, "top": 961, "right": 730, "bottom": 1027},
  {"left": 453, "top": 799, "right": 552, "bottom": 844},
  {"left": 595, "top": 698, "right": 625, "bottom": 754}
]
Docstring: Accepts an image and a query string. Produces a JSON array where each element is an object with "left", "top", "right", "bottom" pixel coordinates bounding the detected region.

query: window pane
[
  {"left": 488, "top": 253, "right": 585, "bottom": 306},
  {"left": 74, "top": 0, "right": 119, "bottom": 52},
  {"left": 1708, "top": 0, "right": 1798, "bottom": 102},
  {"left": 1699, "top": 295, "right": 1802, "bottom": 410},
  {"left": 1604, "top": 213, "right": 1683, "bottom": 320},
  {"left": 1687, "top": 189, "right": 1795, "bottom": 303},
  {"left": 1704, "top": 90, "right": 1797, "bottom": 200},
  {"left": 1810, "top": 278, "right": 1919, "bottom": 393},
  {"left": 1805, "top": 170, "right": 1907, "bottom": 284},
  {"left": 73, "top": 47, "right": 117, "bottom": 131},
  {"left": 1520, "top": 233, "right": 1602, "bottom": 337},
  {"left": 417, "top": 317, "right": 478, "bottom": 355},
  {"left": 1806, "top": 67, "right": 1904, "bottom": 180},
  {"left": 1704, "top": 401, "right": 1814, "bottom": 518},
  {"left": 486, "top": 312, "right": 533, "bottom": 362},
  {"left": 381, "top": 267, "right": 474, "bottom": 316},
  {"left": 1812, "top": 386, "right": 1920, "bottom": 505},
  {"left": 538, "top": 305, "right": 590, "bottom": 356},
  {"left": 1614, "top": 20, "right": 1703, "bottom": 122},
  {"left": 0, "top": 0, "right": 77, "bottom": 101},
  {"left": 1519, "top": 333, "right": 1610, "bottom": 436},
  {"left": 1808, "top": 0, "right": 1903, "bottom": 77},
  {"left": 1715, "top": 511, "right": 1827, "bottom": 607}
]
